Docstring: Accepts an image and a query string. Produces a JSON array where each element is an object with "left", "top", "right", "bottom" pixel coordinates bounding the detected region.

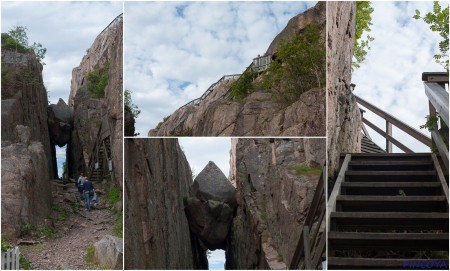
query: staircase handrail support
[
  {"left": 289, "top": 163, "right": 326, "bottom": 269},
  {"left": 356, "top": 95, "right": 432, "bottom": 150},
  {"left": 87, "top": 113, "right": 110, "bottom": 180}
]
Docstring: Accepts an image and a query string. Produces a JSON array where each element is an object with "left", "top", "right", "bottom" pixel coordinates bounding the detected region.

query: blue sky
[
  {"left": 2, "top": 2, "right": 123, "bottom": 178},
  {"left": 124, "top": 1, "right": 317, "bottom": 136},
  {"left": 352, "top": 1, "right": 448, "bottom": 153},
  {"left": 179, "top": 138, "right": 231, "bottom": 269}
]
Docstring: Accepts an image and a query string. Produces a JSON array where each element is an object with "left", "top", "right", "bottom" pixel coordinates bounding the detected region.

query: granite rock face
[
  {"left": 148, "top": 2, "right": 326, "bottom": 137},
  {"left": 185, "top": 161, "right": 237, "bottom": 250},
  {"left": 94, "top": 235, "right": 123, "bottom": 270},
  {"left": 1, "top": 46, "right": 55, "bottom": 239},
  {"left": 67, "top": 15, "right": 123, "bottom": 189},
  {"left": 327, "top": 1, "right": 362, "bottom": 179},
  {"left": 226, "top": 138, "right": 325, "bottom": 269},
  {"left": 124, "top": 138, "right": 207, "bottom": 269},
  {"left": 47, "top": 98, "right": 74, "bottom": 147}
]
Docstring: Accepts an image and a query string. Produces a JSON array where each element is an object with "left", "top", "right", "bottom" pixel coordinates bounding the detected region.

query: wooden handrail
[
  {"left": 431, "top": 153, "right": 449, "bottom": 204},
  {"left": 356, "top": 95, "right": 432, "bottom": 149},
  {"left": 289, "top": 163, "right": 326, "bottom": 269},
  {"left": 424, "top": 82, "right": 449, "bottom": 126}
]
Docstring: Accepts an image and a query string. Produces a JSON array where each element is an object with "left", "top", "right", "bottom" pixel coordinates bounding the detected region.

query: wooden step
[
  {"left": 341, "top": 182, "right": 441, "bottom": 196},
  {"left": 328, "top": 257, "right": 450, "bottom": 270},
  {"left": 337, "top": 195, "right": 446, "bottom": 212},
  {"left": 330, "top": 212, "right": 449, "bottom": 230},
  {"left": 346, "top": 171, "right": 436, "bottom": 182},
  {"left": 348, "top": 160, "right": 433, "bottom": 171},
  {"left": 328, "top": 232, "right": 449, "bottom": 251}
]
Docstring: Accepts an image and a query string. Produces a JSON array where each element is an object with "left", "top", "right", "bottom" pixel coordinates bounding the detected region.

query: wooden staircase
[
  {"left": 87, "top": 113, "right": 113, "bottom": 183},
  {"left": 328, "top": 153, "right": 449, "bottom": 270}
]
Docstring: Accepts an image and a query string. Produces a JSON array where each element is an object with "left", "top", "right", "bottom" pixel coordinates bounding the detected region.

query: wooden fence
[
  {"left": 289, "top": 163, "right": 326, "bottom": 269},
  {"left": 1, "top": 247, "right": 19, "bottom": 270}
]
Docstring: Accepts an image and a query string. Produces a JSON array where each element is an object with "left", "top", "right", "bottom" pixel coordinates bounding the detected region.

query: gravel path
[{"left": 17, "top": 189, "right": 117, "bottom": 270}]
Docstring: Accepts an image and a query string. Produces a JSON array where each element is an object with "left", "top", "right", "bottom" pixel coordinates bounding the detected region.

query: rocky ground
[{"left": 14, "top": 183, "right": 118, "bottom": 270}]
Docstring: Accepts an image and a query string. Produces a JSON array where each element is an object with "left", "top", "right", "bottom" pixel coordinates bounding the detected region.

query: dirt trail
[{"left": 17, "top": 184, "right": 118, "bottom": 270}]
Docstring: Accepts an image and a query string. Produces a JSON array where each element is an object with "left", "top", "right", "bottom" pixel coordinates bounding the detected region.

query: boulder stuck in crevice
[
  {"left": 47, "top": 98, "right": 74, "bottom": 147},
  {"left": 185, "top": 161, "right": 237, "bottom": 250}
]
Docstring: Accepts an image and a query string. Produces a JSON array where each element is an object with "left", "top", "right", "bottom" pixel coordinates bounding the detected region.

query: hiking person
[
  {"left": 83, "top": 177, "right": 95, "bottom": 211},
  {"left": 77, "top": 173, "right": 85, "bottom": 200}
]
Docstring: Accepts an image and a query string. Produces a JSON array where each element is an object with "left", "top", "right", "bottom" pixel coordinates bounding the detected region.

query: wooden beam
[
  {"left": 424, "top": 82, "right": 449, "bottom": 125},
  {"left": 386, "top": 121, "right": 392, "bottom": 153},
  {"left": 362, "top": 118, "right": 414, "bottom": 153},
  {"left": 431, "top": 130, "right": 449, "bottom": 171},
  {"left": 356, "top": 95, "right": 432, "bottom": 147},
  {"left": 422, "top": 72, "right": 449, "bottom": 83},
  {"left": 431, "top": 153, "right": 449, "bottom": 204},
  {"left": 303, "top": 226, "right": 312, "bottom": 270},
  {"left": 327, "top": 154, "right": 351, "bottom": 232}
]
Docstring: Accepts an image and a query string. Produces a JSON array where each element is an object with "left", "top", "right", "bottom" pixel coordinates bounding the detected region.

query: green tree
[
  {"left": 2, "top": 25, "right": 47, "bottom": 65},
  {"left": 124, "top": 89, "right": 141, "bottom": 118},
  {"left": 87, "top": 64, "right": 109, "bottom": 98},
  {"left": 260, "top": 21, "right": 325, "bottom": 105},
  {"left": 413, "top": 1, "right": 449, "bottom": 72},
  {"left": 353, "top": 1, "right": 375, "bottom": 71}
]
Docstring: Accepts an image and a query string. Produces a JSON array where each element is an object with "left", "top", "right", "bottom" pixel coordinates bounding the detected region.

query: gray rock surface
[
  {"left": 185, "top": 198, "right": 233, "bottom": 250},
  {"left": 94, "top": 235, "right": 123, "bottom": 269},
  {"left": 326, "top": 2, "right": 362, "bottom": 178},
  {"left": 190, "top": 161, "right": 237, "bottom": 207},
  {"left": 124, "top": 139, "right": 207, "bottom": 269},
  {"left": 47, "top": 99, "right": 74, "bottom": 147},
  {"left": 226, "top": 138, "right": 325, "bottom": 269}
]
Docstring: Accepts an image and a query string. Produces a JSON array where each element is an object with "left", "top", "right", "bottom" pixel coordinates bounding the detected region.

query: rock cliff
[
  {"left": 67, "top": 14, "right": 123, "bottom": 189},
  {"left": 148, "top": 2, "right": 326, "bottom": 137},
  {"left": 326, "top": 2, "right": 362, "bottom": 179},
  {"left": 1, "top": 47, "right": 54, "bottom": 239},
  {"left": 124, "top": 138, "right": 207, "bottom": 269},
  {"left": 226, "top": 138, "right": 325, "bottom": 269}
]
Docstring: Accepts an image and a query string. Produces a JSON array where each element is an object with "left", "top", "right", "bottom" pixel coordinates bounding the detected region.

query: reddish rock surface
[{"left": 326, "top": 2, "right": 362, "bottom": 178}]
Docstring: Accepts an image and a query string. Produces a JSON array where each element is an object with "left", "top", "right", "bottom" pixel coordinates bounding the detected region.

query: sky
[
  {"left": 2, "top": 2, "right": 123, "bottom": 178},
  {"left": 124, "top": 1, "right": 318, "bottom": 136},
  {"left": 352, "top": 1, "right": 448, "bottom": 153},
  {"left": 178, "top": 137, "right": 231, "bottom": 270}
]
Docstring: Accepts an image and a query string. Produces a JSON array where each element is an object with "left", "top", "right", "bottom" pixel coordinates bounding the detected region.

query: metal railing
[
  {"left": 101, "top": 13, "right": 123, "bottom": 34},
  {"left": 355, "top": 95, "right": 432, "bottom": 153},
  {"left": 289, "top": 163, "right": 326, "bottom": 269},
  {"left": 422, "top": 72, "right": 449, "bottom": 170}
]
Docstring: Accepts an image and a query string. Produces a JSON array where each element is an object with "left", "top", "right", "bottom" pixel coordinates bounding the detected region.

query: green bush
[
  {"left": 85, "top": 246, "right": 96, "bottom": 263},
  {"left": 113, "top": 212, "right": 123, "bottom": 238},
  {"left": 260, "top": 21, "right": 325, "bottom": 106},
  {"left": 87, "top": 63, "right": 109, "bottom": 98},
  {"left": 287, "top": 165, "right": 321, "bottom": 175},
  {"left": 229, "top": 69, "right": 258, "bottom": 100},
  {"left": 106, "top": 186, "right": 121, "bottom": 205}
]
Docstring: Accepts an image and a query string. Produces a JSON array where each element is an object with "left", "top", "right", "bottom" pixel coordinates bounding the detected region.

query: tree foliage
[
  {"left": 87, "top": 63, "right": 109, "bottom": 98},
  {"left": 1, "top": 25, "right": 47, "bottom": 65},
  {"left": 229, "top": 69, "right": 258, "bottom": 100},
  {"left": 260, "top": 21, "right": 325, "bottom": 105},
  {"left": 413, "top": 1, "right": 449, "bottom": 72},
  {"left": 353, "top": 1, "right": 375, "bottom": 71},
  {"left": 124, "top": 89, "right": 141, "bottom": 117}
]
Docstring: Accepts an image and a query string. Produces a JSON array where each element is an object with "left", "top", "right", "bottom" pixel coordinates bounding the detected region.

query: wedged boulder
[
  {"left": 184, "top": 197, "right": 233, "bottom": 250},
  {"left": 189, "top": 161, "right": 237, "bottom": 207},
  {"left": 47, "top": 98, "right": 74, "bottom": 147},
  {"left": 94, "top": 235, "right": 123, "bottom": 269}
]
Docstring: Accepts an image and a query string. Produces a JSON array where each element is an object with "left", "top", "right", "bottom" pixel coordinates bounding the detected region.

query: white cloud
[
  {"left": 125, "top": 1, "right": 317, "bottom": 136},
  {"left": 352, "top": 1, "right": 447, "bottom": 153},
  {"left": 208, "top": 249, "right": 226, "bottom": 270},
  {"left": 1, "top": 1, "right": 123, "bottom": 105}
]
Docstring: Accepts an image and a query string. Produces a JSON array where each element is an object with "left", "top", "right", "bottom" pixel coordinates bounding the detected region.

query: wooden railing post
[
  {"left": 303, "top": 226, "right": 312, "bottom": 270},
  {"left": 386, "top": 120, "right": 392, "bottom": 153}
]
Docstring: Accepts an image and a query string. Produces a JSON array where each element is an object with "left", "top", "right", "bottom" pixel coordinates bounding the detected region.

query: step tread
[
  {"left": 349, "top": 161, "right": 433, "bottom": 166},
  {"left": 346, "top": 171, "right": 436, "bottom": 175},
  {"left": 329, "top": 232, "right": 448, "bottom": 240},
  {"left": 328, "top": 257, "right": 449, "bottom": 270},
  {"left": 337, "top": 195, "right": 445, "bottom": 201},
  {"left": 331, "top": 212, "right": 449, "bottom": 219},
  {"left": 341, "top": 182, "right": 441, "bottom": 187}
]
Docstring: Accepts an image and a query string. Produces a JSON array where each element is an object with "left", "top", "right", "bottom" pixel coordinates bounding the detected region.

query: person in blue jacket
[{"left": 83, "top": 177, "right": 95, "bottom": 211}]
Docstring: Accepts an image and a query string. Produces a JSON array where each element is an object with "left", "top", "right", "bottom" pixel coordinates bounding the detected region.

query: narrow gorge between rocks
[
  {"left": 124, "top": 137, "right": 325, "bottom": 269},
  {"left": 1, "top": 14, "right": 124, "bottom": 269}
]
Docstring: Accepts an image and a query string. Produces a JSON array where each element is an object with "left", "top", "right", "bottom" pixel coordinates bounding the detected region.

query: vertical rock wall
[
  {"left": 226, "top": 138, "right": 325, "bottom": 269},
  {"left": 1, "top": 49, "right": 54, "bottom": 238},
  {"left": 326, "top": 1, "right": 362, "bottom": 179},
  {"left": 124, "top": 138, "right": 207, "bottom": 269},
  {"left": 67, "top": 15, "right": 123, "bottom": 188}
]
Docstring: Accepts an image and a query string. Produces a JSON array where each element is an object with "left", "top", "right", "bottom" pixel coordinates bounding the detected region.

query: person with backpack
[
  {"left": 77, "top": 173, "right": 85, "bottom": 200},
  {"left": 83, "top": 177, "right": 95, "bottom": 211}
]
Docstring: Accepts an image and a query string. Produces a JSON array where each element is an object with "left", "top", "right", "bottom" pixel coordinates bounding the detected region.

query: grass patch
[
  {"left": 20, "top": 244, "right": 46, "bottom": 253},
  {"left": 287, "top": 165, "right": 321, "bottom": 175},
  {"left": 277, "top": 253, "right": 283, "bottom": 262},
  {"left": 106, "top": 186, "right": 121, "bottom": 205},
  {"left": 34, "top": 227, "right": 56, "bottom": 238},
  {"left": 170, "top": 127, "right": 192, "bottom": 136},
  {"left": 19, "top": 255, "right": 31, "bottom": 269},
  {"left": 85, "top": 245, "right": 96, "bottom": 263},
  {"left": 113, "top": 212, "right": 123, "bottom": 238}
]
